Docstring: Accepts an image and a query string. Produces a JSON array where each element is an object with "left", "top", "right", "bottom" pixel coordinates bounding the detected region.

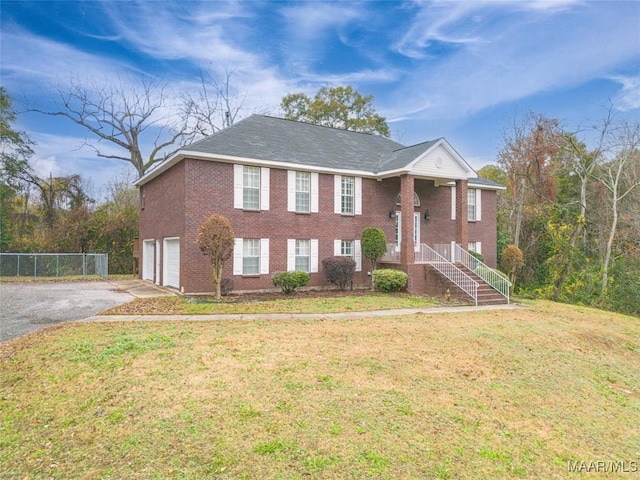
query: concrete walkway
[{"left": 110, "top": 279, "right": 177, "bottom": 298}]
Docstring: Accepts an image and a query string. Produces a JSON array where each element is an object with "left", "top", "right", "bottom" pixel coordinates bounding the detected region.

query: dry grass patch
[
  {"left": 101, "top": 291, "right": 441, "bottom": 315},
  {"left": 1, "top": 300, "right": 638, "bottom": 479}
]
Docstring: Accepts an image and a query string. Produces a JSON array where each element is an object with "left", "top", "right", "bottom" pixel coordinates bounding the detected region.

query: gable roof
[
  {"left": 187, "top": 115, "right": 404, "bottom": 172},
  {"left": 137, "top": 115, "right": 484, "bottom": 186}
]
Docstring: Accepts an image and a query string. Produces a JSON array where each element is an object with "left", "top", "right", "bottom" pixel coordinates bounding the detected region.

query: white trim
[
  {"left": 142, "top": 239, "right": 155, "bottom": 282},
  {"left": 414, "top": 212, "right": 420, "bottom": 252},
  {"left": 155, "top": 240, "right": 161, "bottom": 285},
  {"left": 233, "top": 238, "right": 243, "bottom": 275},
  {"left": 233, "top": 164, "right": 243, "bottom": 209},
  {"left": 287, "top": 170, "right": 296, "bottom": 212},
  {"left": 334, "top": 175, "right": 342, "bottom": 214},
  {"left": 162, "top": 237, "right": 180, "bottom": 289},
  {"left": 260, "top": 238, "right": 269, "bottom": 274},
  {"left": 135, "top": 151, "right": 377, "bottom": 186},
  {"left": 354, "top": 239, "right": 362, "bottom": 272},
  {"left": 451, "top": 186, "right": 456, "bottom": 220},
  {"left": 310, "top": 172, "right": 319, "bottom": 213},
  {"left": 287, "top": 239, "right": 296, "bottom": 271},
  {"left": 355, "top": 177, "right": 362, "bottom": 215},
  {"left": 260, "top": 167, "right": 269, "bottom": 210},
  {"left": 310, "top": 239, "right": 319, "bottom": 273}
]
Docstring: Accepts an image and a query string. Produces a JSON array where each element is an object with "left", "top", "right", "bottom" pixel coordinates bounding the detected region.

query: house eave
[{"left": 135, "top": 150, "right": 378, "bottom": 186}]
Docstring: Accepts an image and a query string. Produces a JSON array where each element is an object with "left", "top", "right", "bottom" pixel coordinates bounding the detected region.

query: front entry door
[{"left": 395, "top": 212, "right": 421, "bottom": 252}]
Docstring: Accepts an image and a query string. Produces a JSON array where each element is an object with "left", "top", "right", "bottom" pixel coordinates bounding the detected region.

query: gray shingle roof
[{"left": 187, "top": 115, "right": 407, "bottom": 173}]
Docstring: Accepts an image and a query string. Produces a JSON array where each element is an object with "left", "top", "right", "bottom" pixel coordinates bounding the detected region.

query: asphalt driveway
[{"left": 0, "top": 281, "right": 134, "bottom": 343}]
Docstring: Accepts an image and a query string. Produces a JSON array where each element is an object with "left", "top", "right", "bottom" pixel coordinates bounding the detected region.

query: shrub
[
  {"left": 361, "top": 227, "right": 387, "bottom": 271},
  {"left": 220, "top": 278, "right": 234, "bottom": 296},
  {"left": 272, "top": 271, "right": 310, "bottom": 294},
  {"left": 373, "top": 269, "right": 408, "bottom": 292},
  {"left": 322, "top": 256, "right": 356, "bottom": 290},
  {"left": 468, "top": 250, "right": 485, "bottom": 268}
]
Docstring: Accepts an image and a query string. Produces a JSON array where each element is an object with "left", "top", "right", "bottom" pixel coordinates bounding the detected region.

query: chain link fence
[{"left": 0, "top": 253, "right": 109, "bottom": 279}]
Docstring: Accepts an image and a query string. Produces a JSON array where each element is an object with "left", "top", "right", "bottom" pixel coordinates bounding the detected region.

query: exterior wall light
[{"left": 424, "top": 209, "right": 431, "bottom": 221}]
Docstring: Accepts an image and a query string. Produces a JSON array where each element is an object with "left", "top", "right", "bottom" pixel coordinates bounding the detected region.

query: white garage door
[
  {"left": 142, "top": 240, "right": 155, "bottom": 282},
  {"left": 163, "top": 238, "right": 180, "bottom": 289}
]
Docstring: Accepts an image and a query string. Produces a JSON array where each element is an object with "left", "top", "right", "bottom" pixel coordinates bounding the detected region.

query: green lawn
[
  {"left": 101, "top": 292, "right": 440, "bottom": 315},
  {"left": 1, "top": 300, "right": 638, "bottom": 479}
]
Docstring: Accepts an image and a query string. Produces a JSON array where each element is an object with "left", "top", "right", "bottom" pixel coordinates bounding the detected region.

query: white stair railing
[
  {"left": 453, "top": 245, "right": 511, "bottom": 304},
  {"left": 422, "top": 244, "right": 478, "bottom": 305},
  {"left": 381, "top": 243, "right": 400, "bottom": 262}
]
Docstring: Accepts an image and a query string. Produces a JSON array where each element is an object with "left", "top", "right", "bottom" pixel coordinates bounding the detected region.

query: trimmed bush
[
  {"left": 322, "top": 256, "right": 356, "bottom": 290},
  {"left": 220, "top": 278, "right": 234, "bottom": 296},
  {"left": 373, "top": 269, "right": 408, "bottom": 292},
  {"left": 272, "top": 271, "right": 310, "bottom": 294}
]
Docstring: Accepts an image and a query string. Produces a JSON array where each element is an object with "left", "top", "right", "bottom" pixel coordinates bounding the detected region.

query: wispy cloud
[
  {"left": 611, "top": 75, "right": 640, "bottom": 111},
  {"left": 387, "top": 1, "right": 639, "bottom": 122}
]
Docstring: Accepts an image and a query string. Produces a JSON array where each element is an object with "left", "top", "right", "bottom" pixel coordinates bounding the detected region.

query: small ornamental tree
[
  {"left": 322, "top": 256, "right": 356, "bottom": 290},
  {"left": 361, "top": 227, "right": 387, "bottom": 288},
  {"left": 501, "top": 244, "right": 525, "bottom": 294},
  {"left": 196, "top": 214, "right": 235, "bottom": 299}
]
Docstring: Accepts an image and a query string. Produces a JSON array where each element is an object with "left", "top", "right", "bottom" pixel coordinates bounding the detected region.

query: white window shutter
[
  {"left": 451, "top": 186, "right": 456, "bottom": 220},
  {"left": 334, "top": 239, "right": 341, "bottom": 256},
  {"left": 476, "top": 189, "right": 482, "bottom": 221},
  {"left": 311, "top": 173, "right": 319, "bottom": 213},
  {"left": 476, "top": 241, "right": 482, "bottom": 255},
  {"left": 260, "top": 238, "right": 269, "bottom": 274},
  {"left": 233, "top": 238, "right": 243, "bottom": 275},
  {"left": 233, "top": 165, "right": 243, "bottom": 209},
  {"left": 355, "top": 177, "right": 362, "bottom": 215},
  {"left": 334, "top": 175, "right": 341, "bottom": 214},
  {"left": 260, "top": 167, "right": 270, "bottom": 210},
  {"left": 287, "top": 239, "right": 296, "bottom": 271},
  {"left": 310, "top": 239, "right": 319, "bottom": 273},
  {"left": 287, "top": 170, "right": 296, "bottom": 212},
  {"left": 354, "top": 239, "right": 362, "bottom": 272}
]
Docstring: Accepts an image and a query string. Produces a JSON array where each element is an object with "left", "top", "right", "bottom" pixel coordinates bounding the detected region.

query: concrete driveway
[{"left": 0, "top": 281, "right": 136, "bottom": 343}]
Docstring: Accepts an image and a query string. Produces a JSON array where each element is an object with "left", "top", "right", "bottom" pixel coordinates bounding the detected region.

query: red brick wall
[
  {"left": 468, "top": 189, "right": 498, "bottom": 268},
  {"left": 138, "top": 158, "right": 498, "bottom": 294},
  {"left": 139, "top": 162, "right": 185, "bottom": 285}
]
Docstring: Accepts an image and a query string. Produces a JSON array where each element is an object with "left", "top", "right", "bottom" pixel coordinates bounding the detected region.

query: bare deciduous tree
[
  {"left": 181, "top": 68, "right": 246, "bottom": 137},
  {"left": 29, "top": 77, "right": 198, "bottom": 178},
  {"left": 594, "top": 120, "right": 640, "bottom": 302},
  {"left": 196, "top": 214, "right": 235, "bottom": 300}
]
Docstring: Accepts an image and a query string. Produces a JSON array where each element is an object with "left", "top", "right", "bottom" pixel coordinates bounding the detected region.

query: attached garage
[
  {"left": 163, "top": 237, "right": 180, "bottom": 289},
  {"left": 142, "top": 239, "right": 155, "bottom": 282}
]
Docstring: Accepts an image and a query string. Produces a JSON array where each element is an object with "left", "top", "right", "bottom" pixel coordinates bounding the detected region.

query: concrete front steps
[
  {"left": 425, "top": 264, "right": 509, "bottom": 306},
  {"left": 455, "top": 263, "right": 509, "bottom": 305}
]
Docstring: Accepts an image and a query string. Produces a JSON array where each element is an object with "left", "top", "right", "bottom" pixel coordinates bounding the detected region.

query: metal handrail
[
  {"left": 422, "top": 244, "right": 478, "bottom": 305},
  {"left": 381, "top": 243, "right": 400, "bottom": 262},
  {"left": 453, "top": 245, "right": 511, "bottom": 304}
]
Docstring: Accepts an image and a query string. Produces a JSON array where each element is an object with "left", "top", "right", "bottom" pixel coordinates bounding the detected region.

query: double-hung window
[
  {"left": 341, "top": 176, "right": 355, "bottom": 214},
  {"left": 295, "top": 172, "right": 311, "bottom": 213},
  {"left": 340, "top": 240, "right": 354, "bottom": 258},
  {"left": 243, "top": 166, "right": 260, "bottom": 210},
  {"left": 242, "top": 239, "right": 260, "bottom": 275},
  {"left": 295, "top": 240, "right": 310, "bottom": 272},
  {"left": 467, "top": 189, "right": 481, "bottom": 221}
]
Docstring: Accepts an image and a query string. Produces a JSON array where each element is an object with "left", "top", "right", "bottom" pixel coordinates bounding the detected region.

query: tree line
[
  {"left": 2, "top": 77, "right": 638, "bottom": 315},
  {"left": 483, "top": 110, "right": 639, "bottom": 315}
]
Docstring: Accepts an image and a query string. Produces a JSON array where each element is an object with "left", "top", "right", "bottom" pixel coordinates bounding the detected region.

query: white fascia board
[
  {"left": 468, "top": 182, "right": 507, "bottom": 191},
  {"left": 403, "top": 138, "right": 476, "bottom": 179},
  {"left": 135, "top": 150, "right": 377, "bottom": 186}
]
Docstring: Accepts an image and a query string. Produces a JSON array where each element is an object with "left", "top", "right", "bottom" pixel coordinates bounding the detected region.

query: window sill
[
  {"left": 240, "top": 274, "right": 261, "bottom": 278},
  {"left": 294, "top": 211, "right": 311, "bottom": 215}
]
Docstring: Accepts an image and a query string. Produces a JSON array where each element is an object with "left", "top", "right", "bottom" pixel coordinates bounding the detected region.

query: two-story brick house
[{"left": 136, "top": 115, "right": 506, "bottom": 302}]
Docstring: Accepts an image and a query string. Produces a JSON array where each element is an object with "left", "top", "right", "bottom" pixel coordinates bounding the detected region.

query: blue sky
[{"left": 2, "top": 0, "right": 639, "bottom": 198}]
